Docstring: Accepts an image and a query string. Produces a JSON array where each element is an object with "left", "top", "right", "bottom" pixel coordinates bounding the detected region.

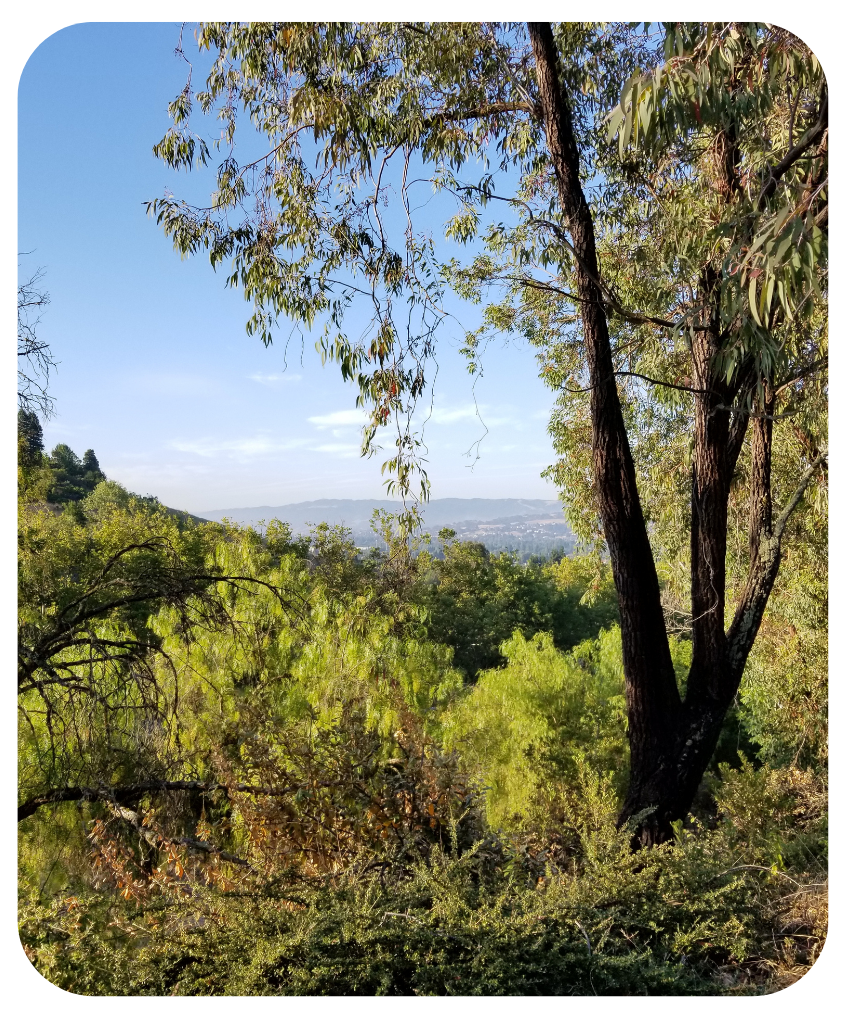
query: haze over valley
[{"left": 199, "top": 497, "right": 576, "bottom": 557}]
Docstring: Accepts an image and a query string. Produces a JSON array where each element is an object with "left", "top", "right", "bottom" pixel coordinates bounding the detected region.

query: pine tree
[
  {"left": 47, "top": 443, "right": 85, "bottom": 503},
  {"left": 81, "top": 448, "right": 106, "bottom": 487},
  {"left": 17, "top": 410, "right": 44, "bottom": 469},
  {"left": 81, "top": 448, "right": 100, "bottom": 474}
]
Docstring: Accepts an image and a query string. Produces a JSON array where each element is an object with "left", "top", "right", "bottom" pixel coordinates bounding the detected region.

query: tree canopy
[
  {"left": 14, "top": 24, "right": 828, "bottom": 997},
  {"left": 149, "top": 21, "right": 827, "bottom": 841}
]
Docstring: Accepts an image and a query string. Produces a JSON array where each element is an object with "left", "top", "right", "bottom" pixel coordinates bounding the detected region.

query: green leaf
[
  {"left": 619, "top": 71, "right": 639, "bottom": 109},
  {"left": 748, "top": 227, "right": 773, "bottom": 257},
  {"left": 771, "top": 204, "right": 793, "bottom": 237},
  {"left": 773, "top": 231, "right": 794, "bottom": 265},
  {"left": 639, "top": 93, "right": 653, "bottom": 136},
  {"left": 606, "top": 106, "right": 625, "bottom": 142},
  {"left": 620, "top": 109, "right": 634, "bottom": 155},
  {"left": 763, "top": 274, "right": 775, "bottom": 320},
  {"left": 749, "top": 276, "right": 762, "bottom": 325}
]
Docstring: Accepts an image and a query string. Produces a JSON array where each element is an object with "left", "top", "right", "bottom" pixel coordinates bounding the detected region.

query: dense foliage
[
  {"left": 18, "top": 18, "right": 826, "bottom": 997},
  {"left": 147, "top": 19, "right": 827, "bottom": 843},
  {"left": 18, "top": 492, "right": 826, "bottom": 994}
]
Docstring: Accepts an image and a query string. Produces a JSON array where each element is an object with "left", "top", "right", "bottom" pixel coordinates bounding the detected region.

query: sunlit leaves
[
  {"left": 605, "top": 22, "right": 827, "bottom": 355},
  {"left": 148, "top": 22, "right": 554, "bottom": 503},
  {"left": 151, "top": 129, "right": 209, "bottom": 172}
]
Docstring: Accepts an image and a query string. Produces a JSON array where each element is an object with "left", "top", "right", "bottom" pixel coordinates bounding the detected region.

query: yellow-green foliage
[
  {"left": 147, "top": 521, "right": 464, "bottom": 766},
  {"left": 738, "top": 544, "right": 827, "bottom": 769},
  {"left": 543, "top": 551, "right": 616, "bottom": 610},
  {"left": 446, "top": 626, "right": 692, "bottom": 831},
  {"left": 445, "top": 628, "right": 627, "bottom": 830},
  {"left": 713, "top": 757, "right": 827, "bottom": 874},
  {"left": 288, "top": 604, "right": 463, "bottom": 737},
  {"left": 18, "top": 498, "right": 826, "bottom": 996},
  {"left": 18, "top": 458, "right": 52, "bottom": 504},
  {"left": 80, "top": 479, "right": 133, "bottom": 516}
]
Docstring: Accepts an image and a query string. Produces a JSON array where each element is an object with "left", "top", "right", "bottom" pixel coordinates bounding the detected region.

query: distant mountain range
[
  {"left": 199, "top": 498, "right": 560, "bottom": 529},
  {"left": 198, "top": 498, "right": 575, "bottom": 558}
]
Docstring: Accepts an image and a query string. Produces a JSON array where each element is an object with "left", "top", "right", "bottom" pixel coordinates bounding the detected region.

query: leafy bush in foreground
[
  {"left": 21, "top": 763, "right": 826, "bottom": 996},
  {"left": 18, "top": 506, "right": 826, "bottom": 995}
]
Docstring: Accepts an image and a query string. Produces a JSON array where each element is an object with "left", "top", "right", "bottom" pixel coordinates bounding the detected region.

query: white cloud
[
  {"left": 169, "top": 434, "right": 308, "bottom": 459},
  {"left": 308, "top": 409, "right": 368, "bottom": 429},
  {"left": 423, "top": 403, "right": 515, "bottom": 428},
  {"left": 310, "top": 442, "right": 361, "bottom": 458},
  {"left": 428, "top": 405, "right": 479, "bottom": 425},
  {"left": 308, "top": 404, "right": 518, "bottom": 433},
  {"left": 248, "top": 373, "right": 302, "bottom": 385}
]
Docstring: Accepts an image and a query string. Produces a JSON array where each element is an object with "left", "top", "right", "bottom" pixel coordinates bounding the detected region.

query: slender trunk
[
  {"left": 686, "top": 275, "right": 730, "bottom": 706},
  {"left": 528, "top": 23, "right": 681, "bottom": 842},
  {"left": 658, "top": 350, "right": 754, "bottom": 829},
  {"left": 726, "top": 382, "right": 782, "bottom": 683}
]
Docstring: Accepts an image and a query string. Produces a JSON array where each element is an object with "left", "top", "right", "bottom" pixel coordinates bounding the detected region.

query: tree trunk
[
  {"left": 527, "top": 22, "right": 812, "bottom": 845},
  {"left": 528, "top": 23, "right": 680, "bottom": 842}
]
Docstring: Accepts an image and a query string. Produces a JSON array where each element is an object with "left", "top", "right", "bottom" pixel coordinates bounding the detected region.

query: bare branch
[
  {"left": 18, "top": 266, "right": 56, "bottom": 418},
  {"left": 19, "top": 778, "right": 355, "bottom": 822},
  {"left": 758, "top": 91, "right": 828, "bottom": 209},
  {"left": 772, "top": 445, "right": 827, "bottom": 542},
  {"left": 561, "top": 369, "right": 717, "bottom": 398}
]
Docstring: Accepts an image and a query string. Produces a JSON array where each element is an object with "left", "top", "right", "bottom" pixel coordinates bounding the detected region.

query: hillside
[
  {"left": 199, "top": 497, "right": 560, "bottom": 528},
  {"left": 198, "top": 497, "right": 575, "bottom": 557}
]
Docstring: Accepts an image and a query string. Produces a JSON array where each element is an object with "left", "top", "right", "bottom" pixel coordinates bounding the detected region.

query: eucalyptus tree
[{"left": 149, "top": 22, "right": 827, "bottom": 842}]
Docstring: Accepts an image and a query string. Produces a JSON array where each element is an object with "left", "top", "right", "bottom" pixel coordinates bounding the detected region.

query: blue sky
[{"left": 18, "top": 22, "right": 561, "bottom": 513}]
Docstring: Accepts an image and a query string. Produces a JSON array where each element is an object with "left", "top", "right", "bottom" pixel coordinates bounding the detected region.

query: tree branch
[
  {"left": 774, "top": 356, "right": 828, "bottom": 395},
  {"left": 758, "top": 91, "right": 828, "bottom": 209},
  {"left": 440, "top": 100, "right": 540, "bottom": 122},
  {"left": 725, "top": 444, "right": 827, "bottom": 681},
  {"left": 772, "top": 445, "right": 827, "bottom": 542},
  {"left": 101, "top": 798, "right": 253, "bottom": 869},
  {"left": 562, "top": 369, "right": 717, "bottom": 399},
  {"left": 18, "top": 778, "right": 351, "bottom": 822},
  {"left": 617, "top": 371, "right": 712, "bottom": 396}
]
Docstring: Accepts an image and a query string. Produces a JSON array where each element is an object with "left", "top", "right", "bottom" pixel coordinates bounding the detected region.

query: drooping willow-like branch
[{"left": 18, "top": 777, "right": 353, "bottom": 823}]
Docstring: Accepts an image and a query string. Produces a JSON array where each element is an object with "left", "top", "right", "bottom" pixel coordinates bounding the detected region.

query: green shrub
[
  {"left": 443, "top": 626, "right": 691, "bottom": 833},
  {"left": 22, "top": 767, "right": 785, "bottom": 996}
]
